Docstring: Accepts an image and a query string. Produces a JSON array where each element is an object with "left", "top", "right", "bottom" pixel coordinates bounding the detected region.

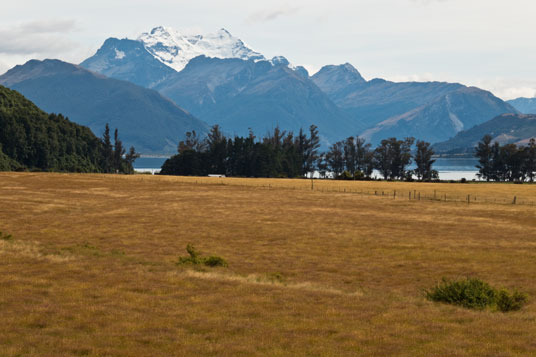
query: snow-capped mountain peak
[{"left": 138, "top": 26, "right": 266, "bottom": 72}]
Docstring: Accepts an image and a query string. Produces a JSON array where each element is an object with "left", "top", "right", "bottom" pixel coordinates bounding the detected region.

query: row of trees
[
  {"left": 320, "top": 137, "right": 437, "bottom": 180},
  {"left": 162, "top": 125, "right": 536, "bottom": 182},
  {"left": 161, "top": 125, "right": 438, "bottom": 180},
  {"left": 475, "top": 135, "right": 536, "bottom": 182},
  {"left": 161, "top": 125, "right": 321, "bottom": 177}
]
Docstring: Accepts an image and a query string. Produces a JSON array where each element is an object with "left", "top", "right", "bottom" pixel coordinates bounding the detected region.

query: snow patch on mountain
[
  {"left": 114, "top": 49, "right": 126, "bottom": 60},
  {"left": 446, "top": 93, "right": 464, "bottom": 132},
  {"left": 138, "top": 26, "right": 266, "bottom": 72}
]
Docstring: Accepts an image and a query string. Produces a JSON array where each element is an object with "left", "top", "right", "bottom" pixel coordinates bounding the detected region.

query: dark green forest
[{"left": 0, "top": 85, "right": 138, "bottom": 173}]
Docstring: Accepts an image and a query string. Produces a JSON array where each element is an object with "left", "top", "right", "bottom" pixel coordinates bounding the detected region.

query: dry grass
[{"left": 0, "top": 172, "right": 535, "bottom": 356}]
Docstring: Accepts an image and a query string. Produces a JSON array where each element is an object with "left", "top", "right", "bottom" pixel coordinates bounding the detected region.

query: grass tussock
[
  {"left": 426, "top": 277, "right": 528, "bottom": 312},
  {"left": 181, "top": 270, "right": 363, "bottom": 296},
  {"left": 177, "top": 244, "right": 228, "bottom": 267},
  {"left": 0, "top": 231, "right": 13, "bottom": 241}
]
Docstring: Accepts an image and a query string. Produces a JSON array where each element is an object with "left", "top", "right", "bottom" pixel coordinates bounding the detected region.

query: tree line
[
  {"left": 475, "top": 135, "right": 536, "bottom": 182},
  {"left": 161, "top": 125, "right": 321, "bottom": 178},
  {"left": 319, "top": 136, "right": 437, "bottom": 181},
  {"left": 160, "top": 125, "right": 438, "bottom": 180}
]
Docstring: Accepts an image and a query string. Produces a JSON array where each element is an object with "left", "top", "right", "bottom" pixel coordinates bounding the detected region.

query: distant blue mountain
[
  {"left": 507, "top": 97, "right": 536, "bottom": 114},
  {"left": 82, "top": 36, "right": 361, "bottom": 145},
  {"left": 312, "top": 63, "right": 517, "bottom": 144},
  {"left": 360, "top": 87, "right": 518, "bottom": 144},
  {"left": 434, "top": 113, "right": 536, "bottom": 154},
  {"left": 80, "top": 38, "right": 176, "bottom": 88},
  {"left": 312, "top": 64, "right": 465, "bottom": 129},
  {"left": 154, "top": 56, "right": 360, "bottom": 145},
  {"left": 0, "top": 59, "right": 208, "bottom": 154}
]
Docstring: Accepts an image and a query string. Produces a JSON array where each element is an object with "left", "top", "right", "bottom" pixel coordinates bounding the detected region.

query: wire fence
[{"left": 146, "top": 176, "right": 536, "bottom": 207}]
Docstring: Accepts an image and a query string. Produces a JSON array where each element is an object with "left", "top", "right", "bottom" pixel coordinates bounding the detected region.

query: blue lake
[{"left": 134, "top": 156, "right": 480, "bottom": 180}]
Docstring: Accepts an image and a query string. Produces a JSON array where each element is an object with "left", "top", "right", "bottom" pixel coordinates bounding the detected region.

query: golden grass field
[{"left": 1, "top": 172, "right": 536, "bottom": 356}]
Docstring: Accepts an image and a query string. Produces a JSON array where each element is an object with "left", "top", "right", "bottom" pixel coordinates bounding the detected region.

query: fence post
[
  {"left": 467, "top": 194, "right": 470, "bottom": 204},
  {"left": 418, "top": 192, "right": 421, "bottom": 201},
  {"left": 394, "top": 190, "right": 396, "bottom": 199},
  {"left": 513, "top": 196, "right": 517, "bottom": 205}
]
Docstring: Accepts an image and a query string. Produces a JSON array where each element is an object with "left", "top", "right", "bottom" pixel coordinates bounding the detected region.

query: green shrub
[
  {"left": 203, "top": 256, "right": 228, "bottom": 267},
  {"left": 177, "top": 244, "right": 227, "bottom": 267},
  {"left": 426, "top": 277, "right": 528, "bottom": 312},
  {"left": 496, "top": 289, "right": 528, "bottom": 312},
  {"left": 426, "top": 278, "right": 495, "bottom": 310},
  {"left": 0, "top": 231, "right": 13, "bottom": 241},
  {"left": 267, "top": 272, "right": 286, "bottom": 283}
]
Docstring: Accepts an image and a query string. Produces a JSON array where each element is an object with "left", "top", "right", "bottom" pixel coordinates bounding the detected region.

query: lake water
[
  {"left": 413, "top": 157, "right": 479, "bottom": 181},
  {"left": 134, "top": 156, "right": 480, "bottom": 181},
  {"left": 133, "top": 157, "right": 168, "bottom": 174}
]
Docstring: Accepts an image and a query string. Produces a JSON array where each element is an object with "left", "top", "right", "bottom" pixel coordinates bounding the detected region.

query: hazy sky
[{"left": 1, "top": 0, "right": 535, "bottom": 100}]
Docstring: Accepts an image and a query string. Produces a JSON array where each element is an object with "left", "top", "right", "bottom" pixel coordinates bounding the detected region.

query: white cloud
[
  {"left": 19, "top": 19, "right": 77, "bottom": 34},
  {"left": 246, "top": 5, "right": 299, "bottom": 23},
  {"left": 408, "top": 0, "right": 450, "bottom": 4},
  {"left": 379, "top": 72, "right": 536, "bottom": 100},
  {"left": 387, "top": 73, "right": 439, "bottom": 83},
  {"left": 468, "top": 79, "right": 536, "bottom": 100},
  {"left": 0, "top": 60, "right": 9, "bottom": 75},
  {"left": 0, "top": 19, "right": 78, "bottom": 55}
]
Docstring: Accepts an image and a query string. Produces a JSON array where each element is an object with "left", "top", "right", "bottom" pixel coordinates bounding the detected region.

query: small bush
[
  {"left": 267, "top": 272, "right": 286, "bottom": 283},
  {"left": 0, "top": 231, "right": 13, "bottom": 241},
  {"left": 496, "top": 290, "right": 528, "bottom": 312},
  {"left": 177, "top": 244, "right": 227, "bottom": 267},
  {"left": 426, "top": 277, "right": 528, "bottom": 312},
  {"left": 426, "top": 278, "right": 495, "bottom": 310},
  {"left": 203, "top": 256, "right": 228, "bottom": 267}
]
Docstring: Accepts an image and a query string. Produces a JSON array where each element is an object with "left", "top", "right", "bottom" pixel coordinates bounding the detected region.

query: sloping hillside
[
  {"left": 433, "top": 113, "right": 536, "bottom": 154},
  {"left": 507, "top": 97, "right": 536, "bottom": 114},
  {"left": 0, "top": 85, "right": 103, "bottom": 171},
  {"left": 0, "top": 59, "right": 208, "bottom": 154},
  {"left": 361, "top": 87, "right": 517, "bottom": 144}
]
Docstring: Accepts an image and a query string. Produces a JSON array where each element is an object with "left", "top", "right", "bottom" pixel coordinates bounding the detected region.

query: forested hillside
[{"left": 0, "top": 85, "right": 136, "bottom": 172}]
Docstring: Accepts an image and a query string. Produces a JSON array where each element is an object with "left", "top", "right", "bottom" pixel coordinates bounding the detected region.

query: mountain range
[
  {"left": 0, "top": 26, "right": 528, "bottom": 154},
  {"left": 507, "top": 97, "right": 536, "bottom": 114},
  {"left": 311, "top": 64, "right": 517, "bottom": 144},
  {"left": 433, "top": 113, "right": 536, "bottom": 154},
  {"left": 0, "top": 59, "right": 208, "bottom": 154}
]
